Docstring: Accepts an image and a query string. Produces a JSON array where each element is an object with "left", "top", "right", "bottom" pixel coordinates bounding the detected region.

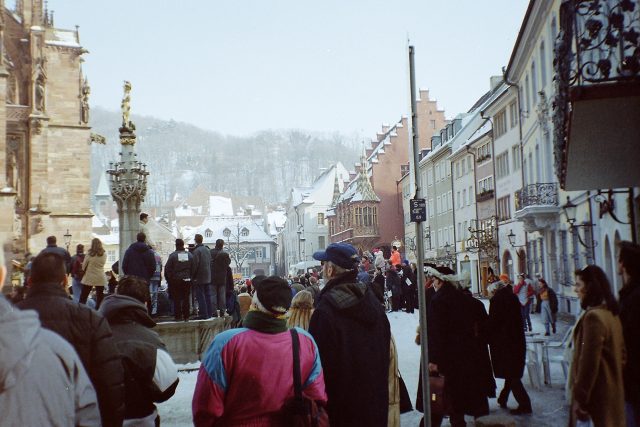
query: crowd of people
[{"left": 2, "top": 216, "right": 640, "bottom": 426}]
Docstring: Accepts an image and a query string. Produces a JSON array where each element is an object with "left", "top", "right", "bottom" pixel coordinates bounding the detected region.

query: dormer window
[
  {"left": 241, "top": 227, "right": 249, "bottom": 237},
  {"left": 205, "top": 228, "right": 213, "bottom": 238},
  {"left": 223, "top": 228, "right": 231, "bottom": 237}
]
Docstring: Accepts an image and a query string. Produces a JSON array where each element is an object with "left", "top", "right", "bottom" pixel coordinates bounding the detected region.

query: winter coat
[
  {"left": 39, "top": 244, "right": 72, "bottom": 273},
  {"left": 192, "top": 311, "right": 326, "bottom": 426},
  {"left": 389, "top": 250, "right": 401, "bottom": 267},
  {"left": 17, "top": 284, "right": 125, "bottom": 427},
  {"left": 386, "top": 269, "right": 402, "bottom": 296},
  {"left": 428, "top": 283, "right": 491, "bottom": 416},
  {"left": 70, "top": 253, "right": 86, "bottom": 281},
  {"left": 81, "top": 252, "right": 108, "bottom": 287},
  {"left": 569, "top": 305, "right": 625, "bottom": 427},
  {"left": 99, "top": 294, "right": 179, "bottom": 424},
  {"left": 192, "top": 243, "right": 212, "bottom": 284},
  {"left": 620, "top": 280, "right": 640, "bottom": 409},
  {"left": 122, "top": 241, "right": 156, "bottom": 282},
  {"left": 210, "top": 248, "right": 231, "bottom": 288},
  {"left": 0, "top": 296, "right": 100, "bottom": 427},
  {"left": 357, "top": 269, "right": 371, "bottom": 285},
  {"left": 140, "top": 221, "right": 156, "bottom": 248},
  {"left": 374, "top": 251, "right": 385, "bottom": 269},
  {"left": 309, "top": 270, "right": 390, "bottom": 426},
  {"left": 165, "top": 250, "right": 196, "bottom": 285},
  {"left": 371, "top": 273, "right": 386, "bottom": 304},
  {"left": 488, "top": 284, "right": 525, "bottom": 379},
  {"left": 513, "top": 280, "right": 534, "bottom": 306}
]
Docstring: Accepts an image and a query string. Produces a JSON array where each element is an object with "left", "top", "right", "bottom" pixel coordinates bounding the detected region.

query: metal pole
[{"left": 409, "top": 45, "right": 431, "bottom": 427}]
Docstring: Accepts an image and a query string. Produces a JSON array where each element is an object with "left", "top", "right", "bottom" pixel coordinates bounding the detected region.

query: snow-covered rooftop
[{"left": 46, "top": 29, "right": 81, "bottom": 48}]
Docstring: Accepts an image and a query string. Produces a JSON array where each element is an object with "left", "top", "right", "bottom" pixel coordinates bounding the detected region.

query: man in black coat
[
  {"left": 425, "top": 266, "right": 491, "bottom": 426},
  {"left": 18, "top": 252, "right": 125, "bottom": 427},
  {"left": 99, "top": 275, "right": 179, "bottom": 425},
  {"left": 309, "top": 243, "right": 390, "bottom": 427},
  {"left": 487, "top": 279, "right": 532, "bottom": 415},
  {"left": 165, "top": 238, "right": 196, "bottom": 321},
  {"left": 39, "top": 235, "right": 72, "bottom": 273},
  {"left": 210, "top": 238, "right": 232, "bottom": 316},
  {"left": 192, "top": 233, "right": 213, "bottom": 319},
  {"left": 122, "top": 232, "right": 156, "bottom": 283},
  {"left": 618, "top": 241, "right": 640, "bottom": 425}
]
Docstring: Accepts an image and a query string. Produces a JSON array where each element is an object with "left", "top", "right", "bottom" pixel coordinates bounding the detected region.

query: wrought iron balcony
[
  {"left": 553, "top": 0, "right": 640, "bottom": 190},
  {"left": 476, "top": 189, "right": 495, "bottom": 202},
  {"left": 515, "top": 183, "right": 559, "bottom": 211}
]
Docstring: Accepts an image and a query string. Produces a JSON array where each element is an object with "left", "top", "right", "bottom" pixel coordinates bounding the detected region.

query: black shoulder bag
[{"left": 279, "top": 329, "right": 330, "bottom": 427}]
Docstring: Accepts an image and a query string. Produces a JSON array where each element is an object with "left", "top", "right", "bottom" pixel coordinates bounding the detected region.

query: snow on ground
[{"left": 158, "top": 300, "right": 571, "bottom": 426}]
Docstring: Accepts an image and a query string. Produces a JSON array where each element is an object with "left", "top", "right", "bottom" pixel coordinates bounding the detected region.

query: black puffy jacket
[
  {"left": 99, "top": 294, "right": 179, "bottom": 421},
  {"left": 18, "top": 284, "right": 125, "bottom": 427}
]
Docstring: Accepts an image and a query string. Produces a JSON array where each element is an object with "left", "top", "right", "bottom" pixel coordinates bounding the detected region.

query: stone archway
[
  {"left": 518, "top": 249, "right": 527, "bottom": 274},
  {"left": 502, "top": 250, "right": 514, "bottom": 280}
]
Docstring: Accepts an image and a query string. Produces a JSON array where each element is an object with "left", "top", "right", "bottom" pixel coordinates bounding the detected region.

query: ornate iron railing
[
  {"left": 515, "top": 183, "right": 559, "bottom": 210},
  {"left": 553, "top": 0, "right": 640, "bottom": 179}
]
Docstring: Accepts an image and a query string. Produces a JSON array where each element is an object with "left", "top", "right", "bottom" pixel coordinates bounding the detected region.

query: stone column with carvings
[{"left": 107, "top": 82, "right": 149, "bottom": 264}]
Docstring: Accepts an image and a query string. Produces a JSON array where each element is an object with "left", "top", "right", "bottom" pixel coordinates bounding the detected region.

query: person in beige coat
[
  {"left": 569, "top": 265, "right": 626, "bottom": 427},
  {"left": 80, "top": 238, "right": 108, "bottom": 309}
]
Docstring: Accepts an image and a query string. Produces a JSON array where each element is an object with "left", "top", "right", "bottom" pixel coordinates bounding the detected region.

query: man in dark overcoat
[
  {"left": 425, "top": 266, "right": 492, "bottom": 426},
  {"left": 487, "top": 279, "right": 532, "bottom": 415}
]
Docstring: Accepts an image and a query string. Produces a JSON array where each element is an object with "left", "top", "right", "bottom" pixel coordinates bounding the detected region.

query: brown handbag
[{"left": 429, "top": 374, "right": 448, "bottom": 416}]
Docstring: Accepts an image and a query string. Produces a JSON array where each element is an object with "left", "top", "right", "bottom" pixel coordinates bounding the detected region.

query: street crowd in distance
[{"left": 2, "top": 215, "right": 640, "bottom": 427}]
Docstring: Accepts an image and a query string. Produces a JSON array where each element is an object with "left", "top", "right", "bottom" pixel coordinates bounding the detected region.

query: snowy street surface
[{"left": 158, "top": 299, "right": 571, "bottom": 426}]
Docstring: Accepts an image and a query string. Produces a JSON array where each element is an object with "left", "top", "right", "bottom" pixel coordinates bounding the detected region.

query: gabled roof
[{"left": 95, "top": 173, "right": 110, "bottom": 197}]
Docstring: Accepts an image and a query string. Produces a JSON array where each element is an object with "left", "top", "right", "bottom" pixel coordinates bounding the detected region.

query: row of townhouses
[{"left": 280, "top": 0, "right": 639, "bottom": 315}]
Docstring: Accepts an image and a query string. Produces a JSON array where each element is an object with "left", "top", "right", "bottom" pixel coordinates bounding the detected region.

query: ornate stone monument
[{"left": 107, "top": 81, "right": 149, "bottom": 263}]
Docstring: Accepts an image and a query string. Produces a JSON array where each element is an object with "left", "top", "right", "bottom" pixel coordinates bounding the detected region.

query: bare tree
[{"left": 225, "top": 222, "right": 254, "bottom": 275}]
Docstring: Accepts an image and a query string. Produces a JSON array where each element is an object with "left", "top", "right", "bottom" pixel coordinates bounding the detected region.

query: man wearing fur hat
[
  {"left": 309, "top": 243, "right": 391, "bottom": 426},
  {"left": 422, "top": 265, "right": 494, "bottom": 426},
  {"left": 192, "top": 276, "right": 326, "bottom": 426}
]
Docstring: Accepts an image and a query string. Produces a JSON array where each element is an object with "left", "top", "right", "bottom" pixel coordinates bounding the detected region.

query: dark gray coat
[{"left": 192, "top": 243, "right": 212, "bottom": 284}]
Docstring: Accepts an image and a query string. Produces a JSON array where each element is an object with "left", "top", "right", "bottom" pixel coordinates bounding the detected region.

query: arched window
[{"left": 205, "top": 229, "right": 213, "bottom": 238}]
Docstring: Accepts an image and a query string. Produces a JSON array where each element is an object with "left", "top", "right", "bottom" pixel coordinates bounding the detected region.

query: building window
[
  {"left": 509, "top": 101, "right": 518, "bottom": 128},
  {"left": 512, "top": 146, "right": 521, "bottom": 170},
  {"left": 497, "top": 196, "right": 511, "bottom": 221},
  {"left": 107, "top": 250, "right": 116, "bottom": 263},
  {"left": 317, "top": 212, "right": 325, "bottom": 225},
  {"left": 318, "top": 236, "right": 326, "bottom": 250},
  {"left": 477, "top": 143, "right": 491, "bottom": 161},
  {"left": 241, "top": 227, "right": 249, "bottom": 237},
  {"left": 429, "top": 199, "right": 434, "bottom": 218},
  {"left": 494, "top": 109, "right": 507, "bottom": 139},
  {"left": 468, "top": 186, "right": 473, "bottom": 206},
  {"left": 461, "top": 159, "right": 466, "bottom": 175},
  {"left": 255, "top": 247, "right": 264, "bottom": 258},
  {"left": 241, "top": 266, "right": 251, "bottom": 277},
  {"left": 478, "top": 176, "right": 494, "bottom": 193},
  {"left": 496, "top": 152, "right": 510, "bottom": 178},
  {"left": 468, "top": 156, "right": 473, "bottom": 171},
  {"left": 436, "top": 196, "right": 441, "bottom": 215},
  {"left": 531, "top": 62, "right": 538, "bottom": 103},
  {"left": 205, "top": 228, "right": 213, "bottom": 238},
  {"left": 223, "top": 228, "right": 231, "bottom": 237},
  {"left": 447, "top": 191, "right": 452, "bottom": 211},
  {"left": 445, "top": 161, "right": 451, "bottom": 176},
  {"left": 427, "top": 168, "right": 433, "bottom": 186},
  {"left": 525, "top": 74, "right": 531, "bottom": 113},
  {"left": 430, "top": 120, "right": 436, "bottom": 129}
]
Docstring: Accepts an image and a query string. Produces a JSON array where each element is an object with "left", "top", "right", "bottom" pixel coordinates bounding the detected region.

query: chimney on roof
[{"left": 490, "top": 75, "right": 503, "bottom": 91}]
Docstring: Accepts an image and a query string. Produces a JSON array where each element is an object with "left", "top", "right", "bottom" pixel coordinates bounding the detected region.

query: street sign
[{"left": 409, "top": 198, "right": 427, "bottom": 222}]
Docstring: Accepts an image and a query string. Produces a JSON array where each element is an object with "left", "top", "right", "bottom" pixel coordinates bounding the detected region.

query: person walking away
[
  {"left": 487, "top": 278, "right": 532, "bottom": 415},
  {"left": 192, "top": 234, "right": 213, "bottom": 319},
  {"left": 286, "top": 289, "right": 314, "bottom": 330},
  {"left": 371, "top": 267, "right": 386, "bottom": 305},
  {"left": 192, "top": 276, "right": 326, "bottom": 425},
  {"left": 537, "top": 277, "right": 558, "bottom": 335},
  {"left": 69, "top": 244, "right": 86, "bottom": 302},
  {"left": 18, "top": 252, "right": 125, "bottom": 426},
  {"left": 513, "top": 273, "right": 534, "bottom": 331},
  {"left": 165, "top": 239, "right": 196, "bottom": 322},
  {"left": 618, "top": 241, "right": 640, "bottom": 427},
  {"left": 401, "top": 262, "right": 417, "bottom": 313},
  {"left": 569, "top": 265, "right": 625, "bottom": 427},
  {"left": 210, "top": 238, "right": 231, "bottom": 317},
  {"left": 424, "top": 266, "right": 492, "bottom": 426},
  {"left": 122, "top": 232, "right": 156, "bottom": 283},
  {"left": 99, "top": 275, "right": 179, "bottom": 426},
  {"left": 237, "top": 285, "right": 252, "bottom": 323},
  {"left": 386, "top": 265, "right": 403, "bottom": 312},
  {"left": 80, "top": 238, "right": 108, "bottom": 309},
  {"left": 150, "top": 250, "right": 162, "bottom": 316},
  {"left": 139, "top": 212, "right": 156, "bottom": 249},
  {"left": 39, "top": 235, "right": 72, "bottom": 273},
  {"left": 309, "top": 243, "right": 390, "bottom": 426}
]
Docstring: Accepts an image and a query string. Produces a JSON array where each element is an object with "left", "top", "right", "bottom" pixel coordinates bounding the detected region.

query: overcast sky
[{"left": 50, "top": 0, "right": 529, "bottom": 137}]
